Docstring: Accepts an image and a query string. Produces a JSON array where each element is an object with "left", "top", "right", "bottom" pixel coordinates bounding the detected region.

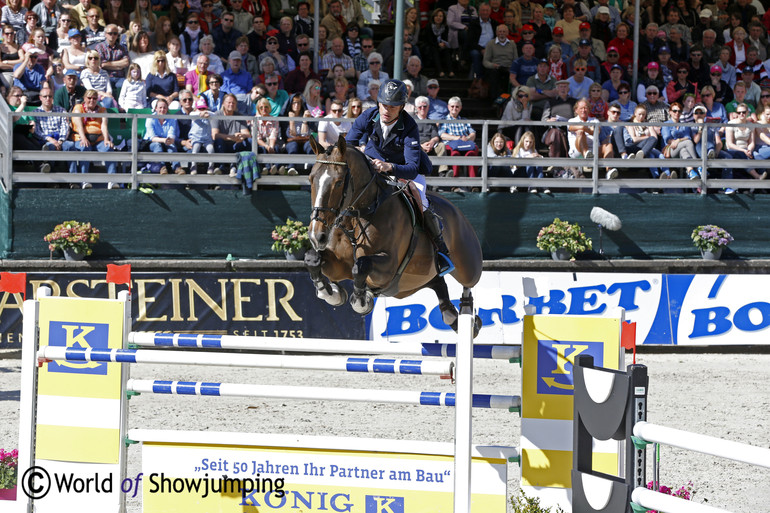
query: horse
[{"left": 304, "top": 135, "right": 483, "bottom": 335}]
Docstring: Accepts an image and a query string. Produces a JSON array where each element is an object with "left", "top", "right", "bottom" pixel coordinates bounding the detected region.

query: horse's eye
[{"left": 334, "top": 181, "right": 343, "bottom": 188}]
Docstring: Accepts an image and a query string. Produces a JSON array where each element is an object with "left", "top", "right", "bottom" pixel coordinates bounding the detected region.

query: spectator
[
  {"left": 166, "top": 36, "right": 191, "bottom": 75},
  {"left": 321, "top": 37, "right": 354, "bottom": 80},
  {"left": 637, "top": 62, "right": 667, "bottom": 103},
  {"left": 353, "top": 35, "right": 375, "bottom": 78},
  {"left": 567, "top": 97, "right": 598, "bottom": 161},
  {"left": 600, "top": 103, "right": 628, "bottom": 176},
  {"left": 335, "top": 0, "right": 365, "bottom": 32},
  {"left": 118, "top": 62, "right": 147, "bottom": 110},
  {"left": 490, "top": 0, "right": 506, "bottom": 25},
  {"left": 260, "top": 34, "right": 295, "bottom": 76},
  {"left": 484, "top": 24, "right": 517, "bottom": 99},
  {"left": 687, "top": 47, "right": 710, "bottom": 88},
  {"left": 747, "top": 21, "right": 767, "bottom": 61},
  {"left": 22, "top": 28, "right": 53, "bottom": 72},
  {"left": 726, "top": 27, "right": 748, "bottom": 66},
  {"left": 55, "top": 68, "right": 86, "bottom": 109},
  {"left": 198, "top": 0, "right": 219, "bottom": 35},
  {"left": 247, "top": 16, "right": 268, "bottom": 58},
  {"left": 301, "top": 77, "right": 323, "bottom": 114},
  {"left": 1, "top": 0, "right": 26, "bottom": 32},
  {"left": 623, "top": 104, "right": 673, "bottom": 178},
  {"left": 221, "top": 49, "right": 253, "bottom": 109},
  {"left": 169, "top": 0, "right": 190, "bottom": 34},
  {"left": 82, "top": 8, "right": 106, "bottom": 49},
  {"left": 530, "top": 4, "right": 552, "bottom": 47},
  {"left": 541, "top": 79, "right": 576, "bottom": 158},
  {"left": 725, "top": 81, "right": 754, "bottom": 117},
  {"left": 68, "top": 88, "right": 117, "bottom": 187},
  {"left": 70, "top": 0, "right": 103, "bottom": 31},
  {"left": 714, "top": 45, "right": 737, "bottom": 85},
  {"left": 361, "top": 79, "right": 380, "bottom": 109},
  {"left": 230, "top": 0, "right": 253, "bottom": 36},
  {"left": 95, "top": 24, "right": 128, "bottom": 90},
  {"left": 195, "top": 35, "right": 224, "bottom": 76},
  {"left": 402, "top": 78, "right": 416, "bottom": 115},
  {"left": 185, "top": 90, "right": 215, "bottom": 174},
  {"left": 691, "top": 103, "right": 735, "bottom": 193},
  {"left": 666, "top": 26, "right": 689, "bottom": 64},
  {"left": 35, "top": 85, "right": 72, "bottom": 159},
  {"left": 212, "top": 92, "right": 251, "bottom": 164},
  {"left": 324, "top": 75, "right": 351, "bottom": 113},
  {"left": 708, "top": 64, "right": 734, "bottom": 105},
  {"left": 607, "top": 22, "right": 633, "bottom": 69},
  {"left": 601, "top": 63, "right": 626, "bottom": 101},
  {"left": 33, "top": 0, "right": 61, "bottom": 39},
  {"left": 486, "top": 131, "right": 514, "bottom": 186},
  {"left": 439, "top": 96, "right": 479, "bottom": 187},
  {"left": 555, "top": 5, "right": 581, "bottom": 44},
  {"left": 263, "top": 71, "right": 288, "bottom": 115},
  {"left": 511, "top": 0, "right": 533, "bottom": 25},
  {"left": 130, "top": 30, "right": 155, "bottom": 77},
  {"left": 571, "top": 20, "right": 606, "bottom": 61},
  {"left": 752, "top": 104, "right": 770, "bottom": 160},
  {"left": 282, "top": 92, "right": 313, "bottom": 169},
  {"left": 342, "top": 23, "right": 361, "bottom": 62},
  {"left": 404, "top": 55, "right": 428, "bottom": 98},
  {"left": 131, "top": 0, "right": 157, "bottom": 32},
  {"left": 253, "top": 96, "right": 284, "bottom": 174},
  {"left": 62, "top": 28, "right": 87, "bottom": 72},
  {"left": 501, "top": 84, "right": 532, "bottom": 142},
  {"left": 320, "top": 0, "right": 346, "bottom": 41},
  {"left": 293, "top": 1, "right": 312, "bottom": 37},
  {"left": 517, "top": 23, "right": 544, "bottom": 58},
  {"left": 384, "top": 38, "right": 414, "bottom": 77},
  {"left": 662, "top": 101, "right": 698, "bottom": 179},
  {"left": 144, "top": 97, "right": 183, "bottom": 174},
  {"left": 317, "top": 98, "right": 350, "bottom": 148},
  {"left": 54, "top": 14, "right": 75, "bottom": 54},
  {"left": 509, "top": 39, "right": 538, "bottom": 87},
  {"left": 235, "top": 35, "right": 259, "bottom": 82},
  {"left": 13, "top": 51, "right": 47, "bottom": 104},
  {"left": 468, "top": 3, "right": 497, "bottom": 79},
  {"left": 80, "top": 49, "right": 115, "bottom": 107},
  {"left": 426, "top": 78, "right": 449, "bottom": 120},
  {"left": 588, "top": 82, "right": 608, "bottom": 119},
  {"left": 356, "top": 51, "right": 388, "bottom": 100},
  {"left": 16, "top": 11, "right": 39, "bottom": 49},
  {"left": 201, "top": 73, "right": 224, "bottom": 111},
  {"left": 701, "top": 84, "right": 727, "bottom": 122},
  {"left": 640, "top": 84, "right": 669, "bottom": 126},
  {"left": 738, "top": 66, "right": 762, "bottom": 107},
  {"left": 660, "top": 8, "right": 691, "bottom": 45},
  {"left": 185, "top": 53, "right": 209, "bottom": 95},
  {"left": 568, "top": 39, "right": 601, "bottom": 82},
  {"left": 667, "top": 62, "right": 700, "bottom": 105},
  {"left": 404, "top": 7, "right": 420, "bottom": 52},
  {"left": 546, "top": 26, "right": 575, "bottom": 63},
  {"left": 526, "top": 58, "right": 557, "bottom": 120},
  {"left": 592, "top": 7, "right": 614, "bottom": 47},
  {"left": 103, "top": 0, "right": 129, "bottom": 34},
  {"left": 247, "top": 0, "right": 272, "bottom": 29},
  {"left": 284, "top": 51, "right": 320, "bottom": 94},
  {"left": 180, "top": 13, "right": 204, "bottom": 57},
  {"left": 346, "top": 97, "right": 363, "bottom": 119},
  {"left": 692, "top": 28, "right": 723, "bottom": 65},
  {"left": 414, "top": 95, "right": 448, "bottom": 176},
  {"left": 567, "top": 57, "right": 594, "bottom": 100},
  {"left": 146, "top": 50, "right": 179, "bottom": 109},
  {"left": 212, "top": 10, "right": 242, "bottom": 59},
  {"left": 6, "top": 86, "right": 46, "bottom": 172},
  {"left": 638, "top": 22, "right": 665, "bottom": 70},
  {"left": 725, "top": 103, "right": 767, "bottom": 180},
  {"left": 256, "top": 55, "right": 279, "bottom": 86},
  {"left": 447, "top": 0, "right": 479, "bottom": 67}
]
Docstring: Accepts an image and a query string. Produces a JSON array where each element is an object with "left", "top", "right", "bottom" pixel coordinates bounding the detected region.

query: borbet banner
[
  {"left": 0, "top": 272, "right": 364, "bottom": 349},
  {"left": 369, "top": 272, "right": 770, "bottom": 346}
]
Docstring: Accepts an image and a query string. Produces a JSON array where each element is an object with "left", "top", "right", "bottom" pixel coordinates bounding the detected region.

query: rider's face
[{"left": 378, "top": 103, "right": 401, "bottom": 124}]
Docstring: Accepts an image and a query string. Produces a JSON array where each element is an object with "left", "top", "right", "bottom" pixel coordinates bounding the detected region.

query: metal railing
[{"left": 3, "top": 104, "right": 769, "bottom": 195}]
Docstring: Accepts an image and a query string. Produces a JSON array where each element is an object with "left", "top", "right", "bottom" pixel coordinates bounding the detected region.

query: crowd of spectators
[{"left": 4, "top": 0, "right": 770, "bottom": 193}]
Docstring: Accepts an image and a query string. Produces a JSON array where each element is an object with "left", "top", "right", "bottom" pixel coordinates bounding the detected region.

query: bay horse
[{"left": 304, "top": 135, "right": 483, "bottom": 335}]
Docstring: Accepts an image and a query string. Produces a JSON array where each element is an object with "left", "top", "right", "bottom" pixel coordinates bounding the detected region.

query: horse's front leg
[
  {"left": 304, "top": 249, "right": 348, "bottom": 307},
  {"left": 350, "top": 255, "right": 375, "bottom": 315}
]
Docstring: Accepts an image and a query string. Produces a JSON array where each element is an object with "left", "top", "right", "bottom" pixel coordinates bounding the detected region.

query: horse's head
[{"left": 308, "top": 135, "right": 349, "bottom": 251}]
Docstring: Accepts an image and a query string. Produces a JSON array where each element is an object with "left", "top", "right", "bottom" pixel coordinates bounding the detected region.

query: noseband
[{"left": 310, "top": 159, "right": 351, "bottom": 226}]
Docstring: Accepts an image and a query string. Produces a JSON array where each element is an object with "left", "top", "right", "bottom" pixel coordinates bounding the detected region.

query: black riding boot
[{"left": 424, "top": 208, "right": 455, "bottom": 276}]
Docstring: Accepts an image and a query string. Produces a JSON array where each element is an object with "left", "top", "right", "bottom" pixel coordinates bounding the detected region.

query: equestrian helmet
[{"left": 377, "top": 79, "right": 408, "bottom": 106}]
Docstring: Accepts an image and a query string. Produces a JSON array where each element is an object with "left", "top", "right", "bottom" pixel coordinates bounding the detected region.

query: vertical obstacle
[{"left": 453, "top": 293, "right": 474, "bottom": 513}]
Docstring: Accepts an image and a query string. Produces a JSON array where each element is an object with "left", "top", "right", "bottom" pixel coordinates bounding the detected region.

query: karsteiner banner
[
  {"left": 0, "top": 272, "right": 365, "bottom": 349},
  {"left": 370, "top": 272, "right": 770, "bottom": 346}
]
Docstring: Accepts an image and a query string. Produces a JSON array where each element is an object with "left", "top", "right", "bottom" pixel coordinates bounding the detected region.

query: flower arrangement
[
  {"left": 43, "top": 220, "right": 101, "bottom": 256},
  {"left": 0, "top": 448, "right": 18, "bottom": 489},
  {"left": 536, "top": 218, "right": 593, "bottom": 258},
  {"left": 271, "top": 218, "right": 311, "bottom": 253},
  {"left": 691, "top": 225, "right": 733, "bottom": 252},
  {"left": 646, "top": 481, "right": 696, "bottom": 512}
]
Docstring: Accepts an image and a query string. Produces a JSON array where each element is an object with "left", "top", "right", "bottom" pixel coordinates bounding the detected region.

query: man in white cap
[
  {"left": 221, "top": 50, "right": 254, "bottom": 112},
  {"left": 425, "top": 78, "right": 449, "bottom": 120},
  {"left": 589, "top": 0, "right": 620, "bottom": 32}
]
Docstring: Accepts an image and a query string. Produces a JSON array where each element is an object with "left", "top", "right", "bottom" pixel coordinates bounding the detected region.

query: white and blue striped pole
[
  {"left": 128, "top": 332, "right": 521, "bottom": 360},
  {"left": 38, "top": 346, "right": 455, "bottom": 377},
  {"left": 125, "top": 379, "right": 521, "bottom": 410}
]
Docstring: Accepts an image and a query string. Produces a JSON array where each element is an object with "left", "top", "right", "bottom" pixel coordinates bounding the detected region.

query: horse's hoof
[
  {"left": 316, "top": 282, "right": 348, "bottom": 307},
  {"left": 350, "top": 291, "right": 374, "bottom": 315},
  {"left": 473, "top": 315, "right": 482, "bottom": 339}
]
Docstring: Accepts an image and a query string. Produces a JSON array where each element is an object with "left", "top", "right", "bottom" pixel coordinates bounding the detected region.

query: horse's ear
[
  {"left": 337, "top": 135, "right": 346, "bottom": 156},
  {"left": 309, "top": 134, "right": 321, "bottom": 155}
]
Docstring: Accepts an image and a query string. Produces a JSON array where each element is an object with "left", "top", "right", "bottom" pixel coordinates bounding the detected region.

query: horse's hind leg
[
  {"left": 304, "top": 249, "right": 348, "bottom": 307},
  {"left": 428, "top": 275, "right": 460, "bottom": 332},
  {"left": 460, "top": 287, "right": 483, "bottom": 338}
]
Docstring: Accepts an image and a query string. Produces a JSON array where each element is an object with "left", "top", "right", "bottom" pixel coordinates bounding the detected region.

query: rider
[{"left": 345, "top": 79, "right": 454, "bottom": 276}]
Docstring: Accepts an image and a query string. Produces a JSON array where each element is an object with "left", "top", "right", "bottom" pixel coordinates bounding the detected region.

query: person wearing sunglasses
[
  {"left": 662, "top": 101, "right": 697, "bottom": 179},
  {"left": 566, "top": 57, "right": 594, "bottom": 101},
  {"left": 347, "top": 78, "right": 454, "bottom": 275},
  {"left": 356, "top": 52, "right": 388, "bottom": 100},
  {"left": 666, "top": 62, "right": 699, "bottom": 105},
  {"left": 691, "top": 103, "right": 735, "bottom": 192},
  {"left": 636, "top": 61, "right": 667, "bottom": 104},
  {"left": 724, "top": 102, "right": 768, "bottom": 181},
  {"left": 568, "top": 38, "right": 601, "bottom": 83},
  {"left": 93, "top": 24, "right": 129, "bottom": 91},
  {"left": 708, "top": 64, "right": 734, "bottom": 106},
  {"left": 261, "top": 71, "right": 288, "bottom": 116},
  {"left": 0, "top": 23, "right": 24, "bottom": 91},
  {"left": 12, "top": 49, "right": 46, "bottom": 104},
  {"left": 639, "top": 85, "right": 669, "bottom": 132}
]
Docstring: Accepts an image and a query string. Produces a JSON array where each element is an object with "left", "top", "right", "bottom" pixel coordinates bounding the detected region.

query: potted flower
[
  {"left": 271, "top": 218, "right": 311, "bottom": 260},
  {"left": 536, "top": 218, "right": 593, "bottom": 261},
  {"left": 44, "top": 220, "right": 100, "bottom": 261},
  {"left": 691, "top": 224, "right": 733, "bottom": 260},
  {"left": 0, "top": 448, "right": 18, "bottom": 501}
]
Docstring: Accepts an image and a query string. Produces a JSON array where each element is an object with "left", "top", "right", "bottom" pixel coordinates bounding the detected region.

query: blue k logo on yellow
[
  {"left": 536, "top": 340, "right": 604, "bottom": 395},
  {"left": 48, "top": 321, "right": 110, "bottom": 375}
]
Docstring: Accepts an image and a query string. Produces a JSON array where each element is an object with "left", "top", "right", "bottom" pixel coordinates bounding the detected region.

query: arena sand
[{"left": 1, "top": 352, "right": 768, "bottom": 512}]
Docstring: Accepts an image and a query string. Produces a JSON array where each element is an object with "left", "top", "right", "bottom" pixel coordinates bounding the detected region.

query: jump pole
[
  {"left": 633, "top": 421, "right": 770, "bottom": 469},
  {"left": 129, "top": 331, "right": 521, "bottom": 360},
  {"left": 454, "top": 296, "right": 475, "bottom": 513},
  {"left": 38, "top": 346, "right": 455, "bottom": 377}
]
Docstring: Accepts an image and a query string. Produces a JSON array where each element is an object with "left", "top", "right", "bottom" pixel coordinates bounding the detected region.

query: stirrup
[{"left": 436, "top": 252, "right": 455, "bottom": 277}]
